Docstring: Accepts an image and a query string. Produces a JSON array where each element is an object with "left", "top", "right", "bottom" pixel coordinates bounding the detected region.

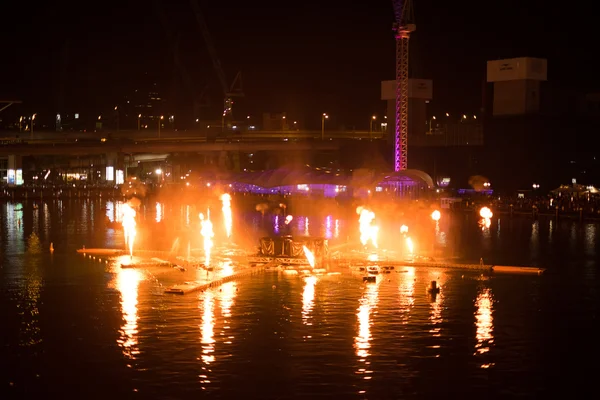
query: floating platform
[
  {"left": 248, "top": 256, "right": 311, "bottom": 266},
  {"left": 77, "top": 248, "right": 125, "bottom": 256},
  {"left": 165, "top": 264, "right": 271, "bottom": 295},
  {"left": 338, "top": 258, "right": 545, "bottom": 275},
  {"left": 121, "top": 261, "right": 173, "bottom": 269},
  {"left": 491, "top": 266, "right": 545, "bottom": 275}
]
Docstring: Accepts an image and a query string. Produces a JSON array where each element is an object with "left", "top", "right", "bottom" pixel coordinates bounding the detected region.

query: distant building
[
  {"left": 486, "top": 57, "right": 547, "bottom": 116},
  {"left": 262, "top": 112, "right": 289, "bottom": 131},
  {"left": 381, "top": 78, "right": 433, "bottom": 141}
]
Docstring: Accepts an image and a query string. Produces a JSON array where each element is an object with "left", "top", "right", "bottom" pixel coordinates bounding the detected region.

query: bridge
[{"left": 0, "top": 129, "right": 384, "bottom": 156}]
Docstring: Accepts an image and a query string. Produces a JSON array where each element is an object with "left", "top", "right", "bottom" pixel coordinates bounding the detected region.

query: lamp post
[
  {"left": 30, "top": 113, "right": 36, "bottom": 139},
  {"left": 321, "top": 113, "right": 328, "bottom": 140},
  {"left": 158, "top": 115, "right": 164, "bottom": 138},
  {"left": 138, "top": 114, "right": 141, "bottom": 131},
  {"left": 370, "top": 115, "right": 376, "bottom": 139},
  {"left": 429, "top": 115, "right": 436, "bottom": 134}
]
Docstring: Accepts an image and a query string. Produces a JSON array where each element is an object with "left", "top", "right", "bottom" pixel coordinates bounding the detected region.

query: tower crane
[
  {"left": 190, "top": 0, "right": 243, "bottom": 131},
  {"left": 391, "top": 0, "right": 415, "bottom": 171},
  {"left": 154, "top": 0, "right": 210, "bottom": 117}
]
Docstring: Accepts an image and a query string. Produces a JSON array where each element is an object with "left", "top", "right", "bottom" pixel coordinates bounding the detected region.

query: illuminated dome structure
[
  {"left": 374, "top": 169, "right": 434, "bottom": 198},
  {"left": 227, "top": 167, "right": 434, "bottom": 198}
]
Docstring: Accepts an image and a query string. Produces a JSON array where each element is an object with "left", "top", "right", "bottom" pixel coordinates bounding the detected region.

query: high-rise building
[{"left": 486, "top": 57, "right": 547, "bottom": 116}]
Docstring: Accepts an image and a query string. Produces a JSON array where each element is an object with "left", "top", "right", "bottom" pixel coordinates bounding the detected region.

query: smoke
[
  {"left": 121, "top": 180, "right": 148, "bottom": 198},
  {"left": 128, "top": 197, "right": 142, "bottom": 208}
]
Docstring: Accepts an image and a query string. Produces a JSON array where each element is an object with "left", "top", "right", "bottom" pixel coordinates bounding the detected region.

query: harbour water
[{"left": 1, "top": 199, "right": 598, "bottom": 398}]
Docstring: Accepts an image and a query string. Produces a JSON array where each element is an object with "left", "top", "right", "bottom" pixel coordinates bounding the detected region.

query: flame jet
[{"left": 121, "top": 204, "right": 137, "bottom": 259}]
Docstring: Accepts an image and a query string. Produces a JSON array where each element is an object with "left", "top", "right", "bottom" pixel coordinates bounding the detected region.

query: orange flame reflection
[
  {"left": 302, "top": 276, "right": 317, "bottom": 326},
  {"left": 116, "top": 268, "right": 142, "bottom": 360},
  {"left": 355, "top": 279, "right": 378, "bottom": 382},
  {"left": 474, "top": 287, "right": 495, "bottom": 367}
]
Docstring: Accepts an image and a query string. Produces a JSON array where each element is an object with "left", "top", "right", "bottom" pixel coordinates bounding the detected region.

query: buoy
[
  {"left": 428, "top": 280, "right": 440, "bottom": 294},
  {"left": 50, "top": 243, "right": 54, "bottom": 253}
]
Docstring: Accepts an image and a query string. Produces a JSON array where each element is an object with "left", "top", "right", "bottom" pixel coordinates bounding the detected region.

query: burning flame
[
  {"left": 303, "top": 245, "right": 315, "bottom": 268},
  {"left": 356, "top": 207, "right": 379, "bottom": 248},
  {"left": 220, "top": 193, "right": 232, "bottom": 238},
  {"left": 479, "top": 207, "right": 493, "bottom": 219},
  {"left": 199, "top": 211, "right": 214, "bottom": 267},
  {"left": 405, "top": 237, "right": 414, "bottom": 254},
  {"left": 121, "top": 203, "right": 137, "bottom": 258},
  {"left": 479, "top": 207, "right": 493, "bottom": 230}
]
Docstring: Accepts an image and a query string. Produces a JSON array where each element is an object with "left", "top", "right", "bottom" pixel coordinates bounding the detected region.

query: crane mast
[
  {"left": 392, "top": 0, "right": 415, "bottom": 171},
  {"left": 190, "top": 0, "right": 243, "bottom": 130}
]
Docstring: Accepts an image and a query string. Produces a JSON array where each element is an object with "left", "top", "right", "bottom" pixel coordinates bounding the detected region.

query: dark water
[{"left": 1, "top": 199, "right": 598, "bottom": 399}]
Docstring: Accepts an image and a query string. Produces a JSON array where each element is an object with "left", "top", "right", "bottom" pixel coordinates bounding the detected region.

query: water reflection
[
  {"left": 548, "top": 219, "right": 553, "bottom": 243},
  {"left": 114, "top": 201, "right": 124, "bottom": 223},
  {"left": 186, "top": 205, "right": 190, "bottom": 226},
  {"left": 43, "top": 203, "right": 50, "bottom": 237},
  {"left": 19, "top": 259, "right": 43, "bottom": 347},
  {"left": 428, "top": 271, "right": 444, "bottom": 340},
  {"left": 530, "top": 221, "right": 539, "bottom": 259},
  {"left": 116, "top": 268, "right": 142, "bottom": 361},
  {"left": 584, "top": 224, "right": 596, "bottom": 256},
  {"left": 355, "top": 279, "right": 378, "bottom": 387},
  {"left": 399, "top": 267, "right": 415, "bottom": 318},
  {"left": 220, "top": 285, "right": 235, "bottom": 320},
  {"left": 334, "top": 219, "right": 340, "bottom": 239},
  {"left": 200, "top": 290, "right": 215, "bottom": 365},
  {"left": 302, "top": 276, "right": 317, "bottom": 326},
  {"left": 474, "top": 287, "right": 495, "bottom": 368},
  {"left": 155, "top": 202, "right": 163, "bottom": 223},
  {"left": 274, "top": 215, "right": 280, "bottom": 234},
  {"left": 569, "top": 224, "right": 577, "bottom": 251},
  {"left": 6, "top": 202, "right": 24, "bottom": 253},
  {"left": 304, "top": 217, "right": 309, "bottom": 236},
  {"left": 106, "top": 201, "right": 115, "bottom": 222},
  {"left": 325, "top": 216, "right": 332, "bottom": 239}
]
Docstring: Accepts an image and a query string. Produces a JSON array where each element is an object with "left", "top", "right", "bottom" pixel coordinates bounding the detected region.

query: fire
[
  {"left": 479, "top": 207, "right": 493, "bottom": 230},
  {"left": 479, "top": 207, "right": 493, "bottom": 219},
  {"left": 121, "top": 203, "right": 137, "bottom": 258},
  {"left": 405, "top": 237, "right": 414, "bottom": 254},
  {"left": 220, "top": 193, "right": 232, "bottom": 238},
  {"left": 303, "top": 245, "right": 315, "bottom": 268},
  {"left": 199, "top": 211, "right": 214, "bottom": 267},
  {"left": 356, "top": 207, "right": 379, "bottom": 248}
]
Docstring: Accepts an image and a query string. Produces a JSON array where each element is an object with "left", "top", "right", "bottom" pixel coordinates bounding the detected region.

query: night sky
[{"left": 1, "top": 0, "right": 594, "bottom": 129}]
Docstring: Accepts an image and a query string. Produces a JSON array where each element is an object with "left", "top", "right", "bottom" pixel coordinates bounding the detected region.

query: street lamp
[
  {"left": 321, "top": 113, "right": 328, "bottom": 140},
  {"left": 158, "top": 115, "right": 164, "bottom": 138},
  {"left": 429, "top": 115, "right": 436, "bottom": 134},
  {"left": 30, "top": 113, "right": 36, "bottom": 138},
  {"left": 532, "top": 183, "right": 540, "bottom": 189},
  {"left": 370, "top": 115, "right": 376, "bottom": 137},
  {"left": 138, "top": 114, "right": 142, "bottom": 131}
]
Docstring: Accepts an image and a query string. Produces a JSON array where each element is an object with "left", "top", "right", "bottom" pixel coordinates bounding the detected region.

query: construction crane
[
  {"left": 190, "top": 0, "right": 243, "bottom": 131},
  {"left": 391, "top": 0, "right": 415, "bottom": 171},
  {"left": 154, "top": 1, "right": 210, "bottom": 118}
]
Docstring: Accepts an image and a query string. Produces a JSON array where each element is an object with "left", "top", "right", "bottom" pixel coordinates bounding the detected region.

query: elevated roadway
[
  {"left": 0, "top": 129, "right": 382, "bottom": 156},
  {"left": 0, "top": 137, "right": 341, "bottom": 156}
]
